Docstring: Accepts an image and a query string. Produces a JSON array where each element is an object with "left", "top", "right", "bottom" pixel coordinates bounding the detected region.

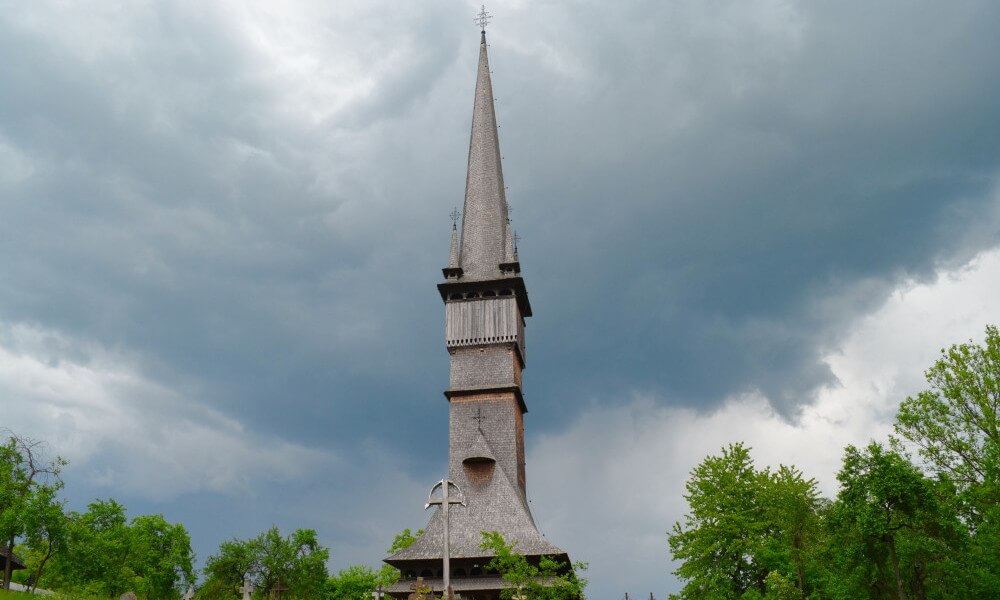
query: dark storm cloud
[
  {"left": 0, "top": 2, "right": 464, "bottom": 451},
  {"left": 1, "top": 0, "right": 1000, "bottom": 597},
  {"left": 490, "top": 0, "right": 1000, "bottom": 413}
]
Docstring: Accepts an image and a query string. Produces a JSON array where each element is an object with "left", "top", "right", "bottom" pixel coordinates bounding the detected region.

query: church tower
[{"left": 384, "top": 26, "right": 568, "bottom": 600}]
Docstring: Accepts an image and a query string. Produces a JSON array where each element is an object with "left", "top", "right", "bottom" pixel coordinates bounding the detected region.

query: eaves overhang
[{"left": 437, "top": 276, "right": 532, "bottom": 318}]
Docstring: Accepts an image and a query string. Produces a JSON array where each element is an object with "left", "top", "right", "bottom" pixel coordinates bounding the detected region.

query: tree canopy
[
  {"left": 31, "top": 499, "right": 195, "bottom": 598},
  {"left": 200, "top": 526, "right": 329, "bottom": 600},
  {"left": 479, "top": 531, "right": 587, "bottom": 600},
  {"left": 669, "top": 324, "right": 1000, "bottom": 599}
]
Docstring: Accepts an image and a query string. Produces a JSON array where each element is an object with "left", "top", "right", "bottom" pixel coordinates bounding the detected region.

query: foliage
[
  {"left": 669, "top": 440, "right": 995, "bottom": 599},
  {"left": 824, "top": 443, "right": 966, "bottom": 599},
  {"left": 890, "top": 324, "right": 1000, "bottom": 596},
  {"left": 0, "top": 433, "right": 66, "bottom": 591},
  {"left": 18, "top": 484, "right": 69, "bottom": 592},
  {"left": 659, "top": 445, "right": 808, "bottom": 598},
  {"left": 386, "top": 529, "right": 421, "bottom": 556},
  {"left": 669, "top": 443, "right": 767, "bottom": 598},
  {"left": 668, "top": 443, "right": 823, "bottom": 600},
  {"left": 36, "top": 499, "right": 194, "bottom": 599},
  {"left": 480, "top": 531, "right": 586, "bottom": 600},
  {"left": 758, "top": 465, "right": 823, "bottom": 596},
  {"left": 669, "top": 324, "right": 1000, "bottom": 599},
  {"left": 894, "top": 325, "right": 1000, "bottom": 493},
  {"left": 200, "top": 526, "right": 328, "bottom": 599},
  {"left": 326, "top": 528, "right": 423, "bottom": 600},
  {"left": 327, "top": 565, "right": 383, "bottom": 600}
]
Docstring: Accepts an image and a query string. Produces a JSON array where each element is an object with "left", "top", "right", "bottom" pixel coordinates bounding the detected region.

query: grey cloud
[{"left": 1, "top": 1, "right": 999, "bottom": 597}]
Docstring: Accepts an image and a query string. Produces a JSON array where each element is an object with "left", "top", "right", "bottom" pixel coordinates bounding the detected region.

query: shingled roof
[
  {"left": 386, "top": 425, "right": 564, "bottom": 565},
  {"left": 456, "top": 31, "right": 512, "bottom": 282},
  {"left": 0, "top": 546, "right": 26, "bottom": 571}
]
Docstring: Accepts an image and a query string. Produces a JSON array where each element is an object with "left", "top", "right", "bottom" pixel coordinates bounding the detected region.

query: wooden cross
[
  {"left": 474, "top": 5, "right": 493, "bottom": 31},
  {"left": 409, "top": 577, "right": 426, "bottom": 600},
  {"left": 239, "top": 576, "right": 254, "bottom": 600},
  {"left": 270, "top": 580, "right": 289, "bottom": 600}
]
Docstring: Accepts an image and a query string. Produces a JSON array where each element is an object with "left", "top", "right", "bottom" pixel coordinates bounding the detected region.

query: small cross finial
[
  {"left": 473, "top": 407, "right": 487, "bottom": 429},
  {"left": 450, "top": 207, "right": 461, "bottom": 228},
  {"left": 513, "top": 230, "right": 521, "bottom": 253},
  {"left": 474, "top": 5, "right": 492, "bottom": 31}
]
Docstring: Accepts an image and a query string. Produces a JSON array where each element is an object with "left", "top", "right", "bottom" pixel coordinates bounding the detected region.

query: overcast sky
[{"left": 2, "top": 0, "right": 1000, "bottom": 597}]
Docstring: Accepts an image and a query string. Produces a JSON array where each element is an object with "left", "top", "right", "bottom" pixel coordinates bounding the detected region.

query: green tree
[
  {"left": 199, "top": 537, "right": 258, "bottom": 599},
  {"left": 479, "top": 531, "right": 586, "bottom": 600},
  {"left": 326, "top": 528, "right": 423, "bottom": 600},
  {"left": 961, "top": 437, "right": 1000, "bottom": 594},
  {"left": 0, "top": 432, "right": 66, "bottom": 591},
  {"left": 669, "top": 444, "right": 828, "bottom": 600},
  {"left": 65, "top": 498, "right": 133, "bottom": 597},
  {"left": 18, "top": 485, "right": 69, "bottom": 593},
  {"left": 35, "top": 499, "right": 194, "bottom": 598},
  {"left": 826, "top": 443, "right": 964, "bottom": 600},
  {"left": 758, "top": 465, "right": 823, "bottom": 598},
  {"left": 128, "top": 514, "right": 196, "bottom": 598},
  {"left": 201, "top": 526, "right": 329, "bottom": 599},
  {"left": 893, "top": 324, "right": 1000, "bottom": 596},
  {"left": 669, "top": 443, "right": 769, "bottom": 598},
  {"left": 894, "top": 324, "right": 1000, "bottom": 511},
  {"left": 327, "top": 565, "right": 382, "bottom": 600},
  {"left": 260, "top": 527, "right": 328, "bottom": 598}
]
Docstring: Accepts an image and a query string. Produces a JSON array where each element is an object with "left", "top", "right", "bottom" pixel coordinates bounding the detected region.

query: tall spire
[
  {"left": 456, "top": 30, "right": 512, "bottom": 281},
  {"left": 387, "top": 20, "right": 569, "bottom": 598}
]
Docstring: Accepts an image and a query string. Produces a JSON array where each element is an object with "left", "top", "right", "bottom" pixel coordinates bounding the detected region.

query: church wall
[
  {"left": 449, "top": 393, "right": 525, "bottom": 497},
  {"left": 449, "top": 346, "right": 519, "bottom": 389}
]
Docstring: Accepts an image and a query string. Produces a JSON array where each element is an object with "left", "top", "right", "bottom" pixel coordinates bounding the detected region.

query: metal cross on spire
[
  {"left": 450, "top": 207, "right": 461, "bottom": 228},
  {"left": 513, "top": 230, "right": 521, "bottom": 253},
  {"left": 474, "top": 5, "right": 493, "bottom": 31},
  {"left": 473, "top": 407, "right": 487, "bottom": 429}
]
